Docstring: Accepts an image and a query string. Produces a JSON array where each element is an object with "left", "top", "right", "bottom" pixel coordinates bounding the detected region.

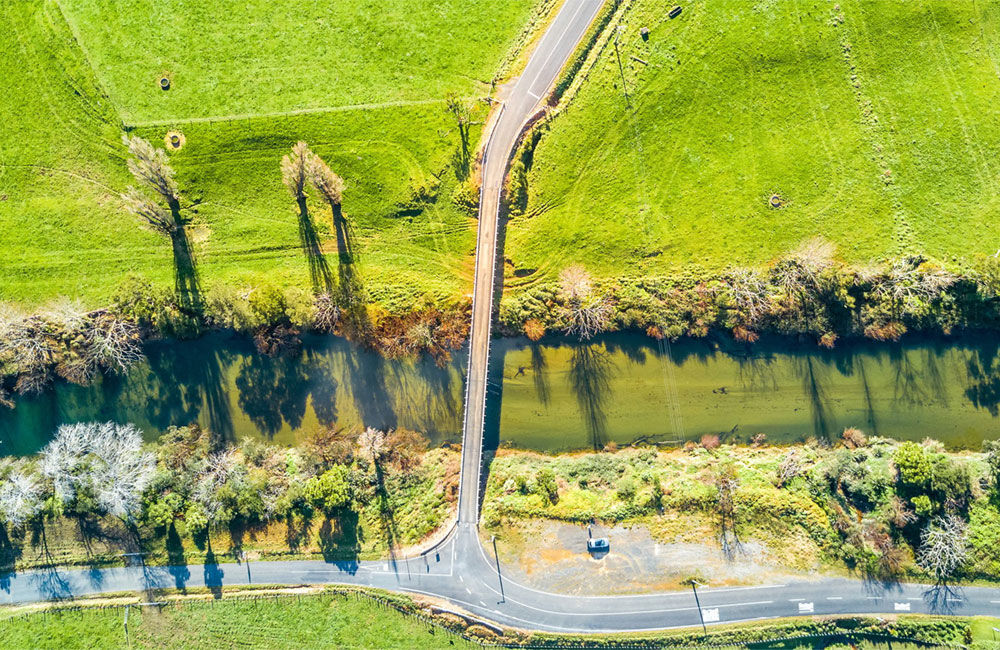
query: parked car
[{"left": 587, "top": 537, "right": 610, "bottom": 553}]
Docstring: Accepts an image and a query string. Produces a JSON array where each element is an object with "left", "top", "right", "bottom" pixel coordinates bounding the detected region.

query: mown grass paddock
[
  {"left": 0, "top": 0, "right": 541, "bottom": 309},
  {"left": 505, "top": 0, "right": 1000, "bottom": 290}
]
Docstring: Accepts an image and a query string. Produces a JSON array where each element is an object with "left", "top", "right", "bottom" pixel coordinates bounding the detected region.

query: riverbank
[
  {"left": 0, "top": 425, "right": 458, "bottom": 573},
  {"left": 482, "top": 434, "right": 1000, "bottom": 592}
]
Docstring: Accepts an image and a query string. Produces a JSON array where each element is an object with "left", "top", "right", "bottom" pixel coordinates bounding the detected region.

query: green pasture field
[
  {"left": 0, "top": 0, "right": 540, "bottom": 310},
  {"left": 0, "top": 593, "right": 479, "bottom": 649},
  {"left": 505, "top": 0, "right": 1000, "bottom": 290}
]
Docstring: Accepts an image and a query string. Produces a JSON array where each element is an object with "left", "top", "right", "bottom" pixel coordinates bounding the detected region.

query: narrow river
[{"left": 2, "top": 332, "right": 999, "bottom": 455}]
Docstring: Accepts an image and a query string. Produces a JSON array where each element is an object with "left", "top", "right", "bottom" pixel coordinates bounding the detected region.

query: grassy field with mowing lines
[
  {"left": 0, "top": 0, "right": 541, "bottom": 310},
  {"left": 504, "top": 0, "right": 1000, "bottom": 291}
]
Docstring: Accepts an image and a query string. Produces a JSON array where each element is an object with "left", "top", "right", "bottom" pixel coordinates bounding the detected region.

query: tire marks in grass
[{"left": 833, "top": 4, "right": 915, "bottom": 256}]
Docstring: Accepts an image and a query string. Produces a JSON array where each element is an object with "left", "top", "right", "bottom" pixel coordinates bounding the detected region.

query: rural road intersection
[
  {"left": 2, "top": 0, "right": 998, "bottom": 633},
  {"left": 2, "top": 524, "right": 999, "bottom": 632}
]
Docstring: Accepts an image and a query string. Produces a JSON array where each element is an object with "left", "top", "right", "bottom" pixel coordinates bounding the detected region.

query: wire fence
[{"left": 0, "top": 588, "right": 971, "bottom": 650}]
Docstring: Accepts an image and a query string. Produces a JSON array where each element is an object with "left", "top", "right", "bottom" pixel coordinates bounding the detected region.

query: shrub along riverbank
[
  {"left": 0, "top": 424, "right": 458, "bottom": 572},
  {"left": 483, "top": 431, "right": 1000, "bottom": 584}
]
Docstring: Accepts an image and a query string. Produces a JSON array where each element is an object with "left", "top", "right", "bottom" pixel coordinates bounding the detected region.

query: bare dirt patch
[{"left": 495, "top": 519, "right": 823, "bottom": 595}]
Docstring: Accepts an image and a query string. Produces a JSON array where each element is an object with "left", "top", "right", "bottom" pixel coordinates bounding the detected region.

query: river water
[{"left": 2, "top": 332, "right": 999, "bottom": 455}]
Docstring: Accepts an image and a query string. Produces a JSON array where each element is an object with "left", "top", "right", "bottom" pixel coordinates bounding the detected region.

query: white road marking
[
  {"left": 527, "top": 91, "right": 541, "bottom": 100},
  {"left": 702, "top": 608, "right": 720, "bottom": 623},
  {"left": 798, "top": 602, "right": 814, "bottom": 613},
  {"left": 907, "top": 597, "right": 921, "bottom": 601},
  {"left": 895, "top": 602, "right": 911, "bottom": 611},
  {"left": 866, "top": 596, "right": 882, "bottom": 600},
  {"left": 788, "top": 598, "right": 805, "bottom": 602},
  {"left": 826, "top": 596, "right": 843, "bottom": 601}
]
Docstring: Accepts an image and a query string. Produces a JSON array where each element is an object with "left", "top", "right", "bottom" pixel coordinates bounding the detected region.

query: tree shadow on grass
[
  {"left": 169, "top": 224, "right": 201, "bottom": 313},
  {"left": 297, "top": 196, "right": 334, "bottom": 293}
]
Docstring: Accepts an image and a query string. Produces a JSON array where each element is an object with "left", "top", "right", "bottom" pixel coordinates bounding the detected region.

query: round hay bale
[{"left": 164, "top": 131, "right": 186, "bottom": 150}]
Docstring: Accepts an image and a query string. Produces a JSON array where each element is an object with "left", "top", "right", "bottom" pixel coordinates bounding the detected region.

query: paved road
[
  {"left": 458, "top": 0, "right": 606, "bottom": 524},
  {"left": 2, "top": 0, "right": 997, "bottom": 634},
  {"left": 2, "top": 526, "right": 998, "bottom": 631}
]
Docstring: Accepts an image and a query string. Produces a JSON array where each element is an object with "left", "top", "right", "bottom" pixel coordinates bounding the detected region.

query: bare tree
[
  {"left": 358, "top": 427, "right": 387, "bottom": 463},
  {"left": 0, "top": 471, "right": 43, "bottom": 530},
  {"left": 121, "top": 186, "right": 175, "bottom": 235},
  {"left": 85, "top": 315, "right": 144, "bottom": 374},
  {"left": 917, "top": 513, "right": 968, "bottom": 581},
  {"left": 559, "top": 265, "right": 593, "bottom": 303},
  {"left": 281, "top": 141, "right": 312, "bottom": 200},
  {"left": 0, "top": 311, "right": 57, "bottom": 395},
  {"left": 122, "top": 135, "right": 179, "bottom": 205},
  {"left": 726, "top": 268, "right": 770, "bottom": 324},
  {"left": 776, "top": 454, "right": 803, "bottom": 487},
  {"left": 871, "top": 257, "right": 957, "bottom": 304},
  {"left": 313, "top": 292, "right": 341, "bottom": 332},
  {"left": 40, "top": 422, "right": 154, "bottom": 521},
  {"left": 564, "top": 296, "right": 611, "bottom": 340},
  {"left": 306, "top": 152, "right": 345, "bottom": 207}
]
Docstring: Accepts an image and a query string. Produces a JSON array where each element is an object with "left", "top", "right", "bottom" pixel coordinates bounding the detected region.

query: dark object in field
[
  {"left": 669, "top": 6, "right": 682, "bottom": 18},
  {"left": 769, "top": 194, "right": 785, "bottom": 208},
  {"left": 630, "top": 55, "right": 649, "bottom": 65},
  {"left": 587, "top": 537, "right": 610, "bottom": 557},
  {"left": 159, "top": 77, "right": 170, "bottom": 90},
  {"left": 641, "top": 26, "right": 650, "bottom": 40}
]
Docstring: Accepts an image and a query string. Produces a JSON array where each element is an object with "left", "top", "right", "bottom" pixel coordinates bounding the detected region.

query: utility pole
[
  {"left": 491, "top": 536, "right": 505, "bottom": 603},
  {"left": 613, "top": 25, "right": 631, "bottom": 106},
  {"left": 689, "top": 580, "right": 707, "bottom": 635}
]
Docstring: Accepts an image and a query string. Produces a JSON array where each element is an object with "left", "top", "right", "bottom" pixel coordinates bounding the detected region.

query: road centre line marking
[
  {"left": 826, "top": 597, "right": 843, "bottom": 600},
  {"left": 788, "top": 598, "right": 805, "bottom": 602},
  {"left": 866, "top": 596, "right": 882, "bottom": 600},
  {"left": 527, "top": 91, "right": 541, "bottom": 100}
]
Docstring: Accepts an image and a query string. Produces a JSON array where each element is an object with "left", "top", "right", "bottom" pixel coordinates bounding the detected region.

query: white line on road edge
[{"left": 527, "top": 91, "right": 541, "bottom": 100}]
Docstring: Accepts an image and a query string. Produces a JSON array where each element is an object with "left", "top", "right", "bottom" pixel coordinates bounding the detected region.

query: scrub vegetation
[
  {"left": 506, "top": 0, "right": 1000, "bottom": 283},
  {"left": 483, "top": 431, "right": 1000, "bottom": 584},
  {"left": 0, "top": 0, "right": 542, "bottom": 310},
  {"left": 0, "top": 424, "right": 458, "bottom": 571}
]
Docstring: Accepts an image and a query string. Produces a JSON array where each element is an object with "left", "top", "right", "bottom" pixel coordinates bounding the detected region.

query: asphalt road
[
  {"left": 458, "top": 0, "right": 606, "bottom": 525},
  {"left": 2, "top": 526, "right": 998, "bottom": 631},
  {"left": 2, "top": 0, "right": 997, "bottom": 634}
]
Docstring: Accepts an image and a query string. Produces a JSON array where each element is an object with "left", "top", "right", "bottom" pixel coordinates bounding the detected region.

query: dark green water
[{"left": 3, "top": 331, "right": 1000, "bottom": 455}]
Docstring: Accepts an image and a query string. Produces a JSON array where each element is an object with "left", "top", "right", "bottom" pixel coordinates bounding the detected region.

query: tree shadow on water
[
  {"left": 235, "top": 350, "right": 338, "bottom": 437},
  {"left": 797, "top": 356, "right": 833, "bottom": 443},
  {"left": 964, "top": 340, "right": 1000, "bottom": 415},
  {"left": 143, "top": 340, "right": 235, "bottom": 445},
  {"left": 529, "top": 342, "right": 550, "bottom": 407},
  {"left": 568, "top": 343, "right": 614, "bottom": 450},
  {"left": 296, "top": 197, "right": 334, "bottom": 293}
]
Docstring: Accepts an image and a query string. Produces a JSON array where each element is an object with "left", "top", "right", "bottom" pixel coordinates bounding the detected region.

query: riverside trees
[
  {"left": 501, "top": 244, "right": 988, "bottom": 347},
  {"left": 0, "top": 423, "right": 452, "bottom": 566}
]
